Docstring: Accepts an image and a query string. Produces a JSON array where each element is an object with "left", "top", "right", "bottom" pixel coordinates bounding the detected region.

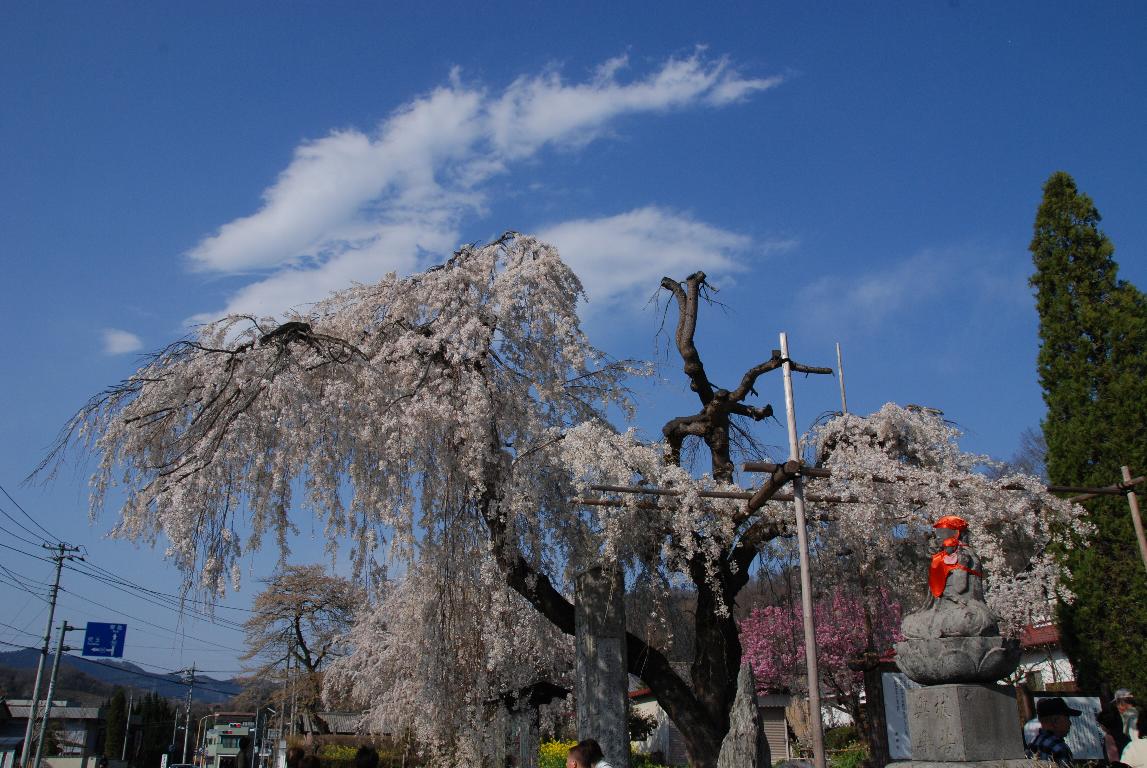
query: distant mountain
[{"left": 0, "top": 649, "right": 241, "bottom": 704}]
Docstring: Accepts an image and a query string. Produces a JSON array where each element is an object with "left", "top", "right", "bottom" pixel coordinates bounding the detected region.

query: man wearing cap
[
  {"left": 1115, "top": 689, "right": 1140, "bottom": 740},
  {"left": 1026, "top": 697, "right": 1081, "bottom": 766}
]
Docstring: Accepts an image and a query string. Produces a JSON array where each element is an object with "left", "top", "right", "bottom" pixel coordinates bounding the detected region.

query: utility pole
[
  {"left": 182, "top": 664, "right": 196, "bottom": 763},
  {"left": 21, "top": 543, "right": 81, "bottom": 768},
  {"left": 1123, "top": 466, "right": 1147, "bottom": 573},
  {"left": 33, "top": 621, "right": 78, "bottom": 768},
  {"left": 122, "top": 691, "right": 134, "bottom": 761},
  {"left": 780, "top": 332, "right": 827, "bottom": 768}
]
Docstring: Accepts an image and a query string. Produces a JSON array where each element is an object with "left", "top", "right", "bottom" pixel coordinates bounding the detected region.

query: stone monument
[
  {"left": 717, "top": 663, "right": 770, "bottom": 768},
  {"left": 890, "top": 515, "right": 1026, "bottom": 768},
  {"left": 575, "top": 565, "right": 630, "bottom": 768}
]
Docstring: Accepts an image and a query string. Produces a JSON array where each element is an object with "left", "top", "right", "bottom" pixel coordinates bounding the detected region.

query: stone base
[
  {"left": 907, "top": 684, "right": 1024, "bottom": 762},
  {"left": 895, "top": 637, "right": 1021, "bottom": 685},
  {"left": 889, "top": 761, "right": 1032, "bottom": 768}
]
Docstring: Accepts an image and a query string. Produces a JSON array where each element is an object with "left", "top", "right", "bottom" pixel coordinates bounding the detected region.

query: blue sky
[{"left": 2, "top": 2, "right": 1145, "bottom": 677}]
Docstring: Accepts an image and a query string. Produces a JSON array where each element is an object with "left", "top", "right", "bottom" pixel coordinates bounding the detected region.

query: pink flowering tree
[{"left": 741, "top": 586, "right": 902, "bottom": 741}]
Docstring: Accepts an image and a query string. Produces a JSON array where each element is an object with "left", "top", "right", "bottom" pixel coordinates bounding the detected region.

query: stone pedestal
[
  {"left": 888, "top": 684, "right": 1026, "bottom": 768},
  {"left": 575, "top": 566, "right": 629, "bottom": 768}
]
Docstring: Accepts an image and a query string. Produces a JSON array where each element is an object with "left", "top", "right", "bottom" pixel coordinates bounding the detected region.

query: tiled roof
[
  {"left": 1021, "top": 623, "right": 1060, "bottom": 648},
  {"left": 5, "top": 704, "right": 103, "bottom": 720}
]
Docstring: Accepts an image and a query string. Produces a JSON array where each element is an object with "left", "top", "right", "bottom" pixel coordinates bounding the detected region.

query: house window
[{"left": 1026, "top": 670, "right": 1045, "bottom": 691}]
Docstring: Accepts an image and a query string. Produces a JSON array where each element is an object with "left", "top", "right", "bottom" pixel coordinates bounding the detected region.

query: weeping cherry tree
[{"left": 45, "top": 235, "right": 1087, "bottom": 767}]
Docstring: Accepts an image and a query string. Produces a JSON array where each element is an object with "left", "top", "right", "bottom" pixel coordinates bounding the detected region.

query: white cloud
[
  {"left": 796, "top": 252, "right": 949, "bottom": 335},
  {"left": 486, "top": 53, "right": 782, "bottom": 158},
  {"left": 185, "top": 51, "right": 783, "bottom": 321},
  {"left": 793, "top": 246, "right": 1032, "bottom": 337},
  {"left": 101, "top": 328, "right": 144, "bottom": 355},
  {"left": 539, "top": 207, "right": 755, "bottom": 310}
]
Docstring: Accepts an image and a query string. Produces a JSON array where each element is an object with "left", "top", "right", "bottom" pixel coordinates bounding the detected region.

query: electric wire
[
  {"left": 74, "top": 558, "right": 257, "bottom": 615},
  {"left": 63, "top": 564, "right": 248, "bottom": 633},
  {"left": 0, "top": 560, "right": 49, "bottom": 592},
  {"left": 0, "top": 572, "right": 49, "bottom": 603},
  {"left": 61, "top": 610, "right": 243, "bottom": 656},
  {"left": 0, "top": 618, "right": 41, "bottom": 640},
  {"left": 0, "top": 540, "right": 52, "bottom": 562},
  {"left": 57, "top": 587, "right": 246, "bottom": 654},
  {"left": 0, "top": 518, "right": 49, "bottom": 549},
  {"left": 0, "top": 639, "right": 241, "bottom": 697},
  {"left": 0, "top": 482, "right": 61, "bottom": 543}
]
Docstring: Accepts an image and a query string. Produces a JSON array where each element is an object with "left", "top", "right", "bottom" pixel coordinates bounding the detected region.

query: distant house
[
  {"left": 2, "top": 700, "right": 105, "bottom": 768},
  {"left": 629, "top": 688, "right": 791, "bottom": 767},
  {"left": 1018, "top": 623, "right": 1076, "bottom": 692},
  {"left": 0, "top": 699, "right": 19, "bottom": 768},
  {"left": 297, "top": 712, "right": 364, "bottom": 736}
]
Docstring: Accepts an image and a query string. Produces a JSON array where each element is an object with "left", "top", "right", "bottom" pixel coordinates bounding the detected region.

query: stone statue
[{"left": 895, "top": 515, "right": 1020, "bottom": 685}]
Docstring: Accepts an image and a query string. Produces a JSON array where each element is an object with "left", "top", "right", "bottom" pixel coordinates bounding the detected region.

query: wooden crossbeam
[
  {"left": 579, "top": 463, "right": 1146, "bottom": 510},
  {"left": 743, "top": 461, "right": 1145, "bottom": 503}
]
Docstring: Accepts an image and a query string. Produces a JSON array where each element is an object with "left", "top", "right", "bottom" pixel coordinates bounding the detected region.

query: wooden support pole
[
  {"left": 780, "top": 332, "right": 827, "bottom": 768},
  {"left": 836, "top": 342, "right": 848, "bottom": 415},
  {"left": 1123, "top": 466, "right": 1147, "bottom": 574}
]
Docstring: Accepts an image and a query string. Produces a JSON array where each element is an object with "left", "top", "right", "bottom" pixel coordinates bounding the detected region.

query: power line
[
  {"left": 0, "top": 540, "right": 52, "bottom": 562},
  {"left": 0, "top": 566, "right": 49, "bottom": 600},
  {"left": 0, "top": 518, "right": 50, "bottom": 549},
  {"left": 0, "top": 618, "right": 42, "bottom": 640},
  {"left": 58, "top": 587, "right": 246, "bottom": 654},
  {"left": 57, "top": 602, "right": 244, "bottom": 655},
  {"left": 75, "top": 558, "right": 257, "bottom": 615},
  {"left": 0, "top": 483, "right": 60, "bottom": 543},
  {"left": 0, "top": 639, "right": 242, "bottom": 698},
  {"left": 63, "top": 564, "right": 248, "bottom": 633},
  {"left": 0, "top": 561, "right": 50, "bottom": 590}
]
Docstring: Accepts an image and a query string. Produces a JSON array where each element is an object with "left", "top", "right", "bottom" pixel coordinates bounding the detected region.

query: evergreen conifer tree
[
  {"left": 1030, "top": 170, "right": 1147, "bottom": 696},
  {"left": 104, "top": 688, "right": 127, "bottom": 759}
]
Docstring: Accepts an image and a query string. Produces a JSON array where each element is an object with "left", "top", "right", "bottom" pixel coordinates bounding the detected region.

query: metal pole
[
  {"left": 182, "top": 665, "right": 195, "bottom": 763},
  {"left": 835, "top": 342, "right": 848, "bottom": 415},
  {"left": 780, "top": 332, "right": 827, "bottom": 768},
  {"left": 1123, "top": 466, "right": 1147, "bottom": 573},
  {"left": 253, "top": 710, "right": 263, "bottom": 768},
  {"left": 288, "top": 648, "right": 297, "bottom": 738},
  {"left": 196, "top": 714, "right": 211, "bottom": 768},
  {"left": 21, "top": 544, "right": 80, "bottom": 768},
  {"left": 122, "top": 691, "right": 134, "bottom": 761},
  {"left": 32, "top": 622, "right": 73, "bottom": 768}
]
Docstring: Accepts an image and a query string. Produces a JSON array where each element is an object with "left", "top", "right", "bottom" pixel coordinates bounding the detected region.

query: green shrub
[
  {"left": 824, "top": 725, "right": 860, "bottom": 751},
  {"left": 828, "top": 743, "right": 868, "bottom": 768}
]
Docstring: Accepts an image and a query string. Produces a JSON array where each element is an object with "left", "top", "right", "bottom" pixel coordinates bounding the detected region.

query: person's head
[
  {"left": 353, "top": 746, "right": 378, "bottom": 768},
  {"left": 565, "top": 744, "right": 590, "bottom": 768},
  {"left": 299, "top": 755, "right": 321, "bottom": 768},
  {"left": 1037, "top": 697, "right": 1081, "bottom": 738},
  {"left": 580, "top": 739, "right": 604, "bottom": 766},
  {"left": 1114, "top": 689, "right": 1136, "bottom": 714},
  {"left": 286, "top": 747, "right": 305, "bottom": 768}
]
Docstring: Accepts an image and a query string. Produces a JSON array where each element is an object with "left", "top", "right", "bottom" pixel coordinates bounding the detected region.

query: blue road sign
[{"left": 83, "top": 622, "right": 127, "bottom": 657}]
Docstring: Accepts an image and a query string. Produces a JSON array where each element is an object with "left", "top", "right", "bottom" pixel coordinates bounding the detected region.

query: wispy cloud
[
  {"left": 793, "top": 246, "right": 1030, "bottom": 337},
  {"left": 539, "top": 206, "right": 757, "bottom": 310},
  {"left": 186, "top": 51, "right": 783, "bottom": 321},
  {"left": 101, "top": 328, "right": 143, "bottom": 355}
]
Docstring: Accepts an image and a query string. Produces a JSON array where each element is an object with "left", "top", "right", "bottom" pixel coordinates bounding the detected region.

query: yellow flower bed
[{"left": 539, "top": 740, "right": 577, "bottom": 768}]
